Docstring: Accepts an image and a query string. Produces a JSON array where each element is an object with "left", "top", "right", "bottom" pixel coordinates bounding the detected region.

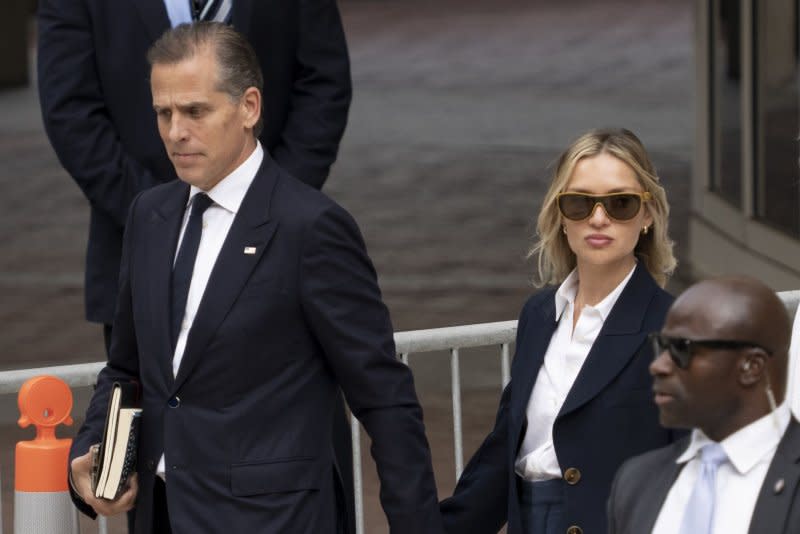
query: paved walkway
[{"left": 0, "top": 0, "right": 693, "bottom": 531}]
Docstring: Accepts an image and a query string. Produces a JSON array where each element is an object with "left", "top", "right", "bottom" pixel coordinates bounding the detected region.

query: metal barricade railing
[
  {"left": 349, "top": 320, "right": 518, "bottom": 533},
  {"left": 0, "top": 289, "right": 798, "bottom": 533},
  {"left": 0, "top": 320, "right": 518, "bottom": 534}
]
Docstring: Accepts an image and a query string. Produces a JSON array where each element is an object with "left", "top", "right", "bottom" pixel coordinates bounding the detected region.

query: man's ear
[
  {"left": 241, "top": 86, "right": 261, "bottom": 130},
  {"left": 738, "top": 349, "right": 768, "bottom": 387}
]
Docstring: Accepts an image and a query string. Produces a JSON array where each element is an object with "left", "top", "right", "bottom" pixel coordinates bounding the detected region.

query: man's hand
[{"left": 70, "top": 449, "right": 138, "bottom": 516}]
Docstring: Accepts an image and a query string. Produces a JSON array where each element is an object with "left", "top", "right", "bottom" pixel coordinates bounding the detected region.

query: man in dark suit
[
  {"left": 608, "top": 276, "right": 799, "bottom": 534},
  {"left": 38, "top": 1, "right": 354, "bottom": 529},
  {"left": 67, "top": 23, "right": 443, "bottom": 534},
  {"left": 38, "top": 0, "right": 351, "bottom": 330}
]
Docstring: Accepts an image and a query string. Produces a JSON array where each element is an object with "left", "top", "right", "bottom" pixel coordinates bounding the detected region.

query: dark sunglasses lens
[
  {"left": 602, "top": 194, "right": 641, "bottom": 220},
  {"left": 558, "top": 195, "right": 594, "bottom": 220},
  {"left": 652, "top": 335, "right": 690, "bottom": 369},
  {"left": 668, "top": 338, "right": 690, "bottom": 368}
]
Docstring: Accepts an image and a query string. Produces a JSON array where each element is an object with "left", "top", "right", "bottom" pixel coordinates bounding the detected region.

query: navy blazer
[
  {"left": 37, "top": 0, "right": 351, "bottom": 324},
  {"left": 441, "top": 263, "right": 676, "bottom": 534},
  {"left": 609, "top": 419, "right": 800, "bottom": 534},
  {"left": 70, "top": 155, "right": 443, "bottom": 534}
]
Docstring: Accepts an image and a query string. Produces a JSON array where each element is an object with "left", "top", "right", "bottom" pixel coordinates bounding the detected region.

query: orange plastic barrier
[
  {"left": 15, "top": 375, "right": 74, "bottom": 492},
  {"left": 14, "top": 375, "right": 78, "bottom": 534}
]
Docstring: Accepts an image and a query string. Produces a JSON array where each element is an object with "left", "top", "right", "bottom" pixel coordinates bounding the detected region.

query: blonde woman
[{"left": 441, "top": 128, "right": 679, "bottom": 534}]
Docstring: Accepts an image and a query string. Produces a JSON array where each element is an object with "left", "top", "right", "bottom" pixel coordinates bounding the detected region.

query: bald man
[{"left": 607, "top": 276, "right": 800, "bottom": 534}]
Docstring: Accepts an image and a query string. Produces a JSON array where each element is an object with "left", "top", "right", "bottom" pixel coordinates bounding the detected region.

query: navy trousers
[{"left": 518, "top": 477, "right": 566, "bottom": 534}]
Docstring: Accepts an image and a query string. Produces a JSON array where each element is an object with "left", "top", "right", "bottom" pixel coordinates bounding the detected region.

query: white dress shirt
[
  {"left": 164, "top": 0, "right": 193, "bottom": 26},
  {"left": 157, "top": 142, "right": 263, "bottom": 478},
  {"left": 652, "top": 402, "right": 791, "bottom": 534},
  {"left": 789, "top": 309, "right": 800, "bottom": 418},
  {"left": 514, "top": 264, "right": 636, "bottom": 481}
]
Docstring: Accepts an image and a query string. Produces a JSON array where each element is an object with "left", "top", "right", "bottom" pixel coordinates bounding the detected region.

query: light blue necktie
[{"left": 679, "top": 442, "right": 728, "bottom": 534}]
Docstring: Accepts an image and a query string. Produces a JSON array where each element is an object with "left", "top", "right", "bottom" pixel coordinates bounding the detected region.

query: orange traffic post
[{"left": 14, "top": 375, "right": 79, "bottom": 534}]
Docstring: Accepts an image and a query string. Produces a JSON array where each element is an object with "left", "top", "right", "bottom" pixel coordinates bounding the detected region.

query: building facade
[{"left": 692, "top": 0, "right": 800, "bottom": 289}]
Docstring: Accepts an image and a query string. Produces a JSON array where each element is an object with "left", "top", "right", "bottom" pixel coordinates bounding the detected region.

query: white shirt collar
[
  {"left": 187, "top": 141, "right": 264, "bottom": 215},
  {"left": 554, "top": 263, "right": 637, "bottom": 322},
  {"left": 677, "top": 402, "right": 792, "bottom": 475}
]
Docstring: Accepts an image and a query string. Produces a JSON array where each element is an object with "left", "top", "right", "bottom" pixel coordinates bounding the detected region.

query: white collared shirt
[
  {"left": 157, "top": 142, "right": 263, "bottom": 478},
  {"left": 652, "top": 403, "right": 792, "bottom": 534},
  {"left": 514, "top": 264, "right": 637, "bottom": 481},
  {"left": 164, "top": 0, "right": 193, "bottom": 26},
  {"left": 788, "top": 309, "right": 800, "bottom": 418}
]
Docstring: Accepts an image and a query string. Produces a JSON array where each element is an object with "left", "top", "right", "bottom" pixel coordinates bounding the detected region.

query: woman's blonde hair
[{"left": 529, "top": 128, "right": 677, "bottom": 288}]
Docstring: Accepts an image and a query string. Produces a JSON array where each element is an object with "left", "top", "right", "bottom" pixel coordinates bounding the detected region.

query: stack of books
[{"left": 91, "top": 382, "right": 142, "bottom": 500}]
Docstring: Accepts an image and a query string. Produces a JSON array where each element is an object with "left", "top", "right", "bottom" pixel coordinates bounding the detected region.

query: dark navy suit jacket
[
  {"left": 69, "top": 156, "right": 443, "bottom": 534},
  {"left": 609, "top": 420, "right": 800, "bottom": 534},
  {"left": 37, "top": 0, "right": 351, "bottom": 324},
  {"left": 441, "top": 263, "right": 676, "bottom": 534}
]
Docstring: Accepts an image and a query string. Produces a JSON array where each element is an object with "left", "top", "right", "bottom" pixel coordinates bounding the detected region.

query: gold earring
[{"left": 642, "top": 225, "right": 649, "bottom": 235}]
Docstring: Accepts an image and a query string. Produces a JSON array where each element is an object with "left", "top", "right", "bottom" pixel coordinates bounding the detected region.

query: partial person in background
[
  {"left": 608, "top": 275, "right": 799, "bottom": 534},
  {"left": 38, "top": 0, "right": 351, "bottom": 330},
  {"left": 37, "top": 1, "right": 353, "bottom": 530},
  {"left": 440, "top": 128, "right": 680, "bottom": 534}
]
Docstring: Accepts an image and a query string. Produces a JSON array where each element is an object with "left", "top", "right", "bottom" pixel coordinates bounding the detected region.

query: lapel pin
[
  {"left": 774, "top": 478, "right": 785, "bottom": 494},
  {"left": 244, "top": 246, "right": 257, "bottom": 255}
]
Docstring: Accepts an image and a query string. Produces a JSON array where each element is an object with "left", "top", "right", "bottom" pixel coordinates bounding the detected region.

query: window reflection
[
  {"left": 711, "top": 0, "right": 743, "bottom": 207},
  {"left": 755, "top": 0, "right": 799, "bottom": 235}
]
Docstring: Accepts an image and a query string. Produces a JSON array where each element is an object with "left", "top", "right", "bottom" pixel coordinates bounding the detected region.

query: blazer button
[
  {"left": 146, "top": 459, "right": 155, "bottom": 471},
  {"left": 566, "top": 526, "right": 583, "bottom": 534},
  {"left": 563, "top": 467, "right": 581, "bottom": 485},
  {"left": 168, "top": 396, "right": 181, "bottom": 408}
]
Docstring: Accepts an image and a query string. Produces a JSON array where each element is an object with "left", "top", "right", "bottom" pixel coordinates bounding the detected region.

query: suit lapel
[
  {"left": 145, "top": 182, "right": 190, "bottom": 386},
  {"left": 637, "top": 441, "right": 688, "bottom": 533},
  {"left": 748, "top": 419, "right": 800, "bottom": 534},
  {"left": 131, "top": 0, "right": 171, "bottom": 42},
  {"left": 172, "top": 159, "right": 279, "bottom": 391},
  {"left": 559, "top": 263, "right": 656, "bottom": 416},
  {"left": 510, "top": 297, "right": 557, "bottom": 432}
]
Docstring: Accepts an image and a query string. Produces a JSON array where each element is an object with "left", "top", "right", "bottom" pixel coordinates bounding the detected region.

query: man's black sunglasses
[{"left": 648, "top": 332, "right": 773, "bottom": 370}]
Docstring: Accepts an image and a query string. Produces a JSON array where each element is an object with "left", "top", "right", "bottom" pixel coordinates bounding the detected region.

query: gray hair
[{"left": 147, "top": 22, "right": 264, "bottom": 136}]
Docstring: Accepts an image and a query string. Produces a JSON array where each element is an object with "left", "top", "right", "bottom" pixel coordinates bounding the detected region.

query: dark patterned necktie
[
  {"left": 191, "top": 0, "right": 232, "bottom": 22},
  {"left": 171, "top": 193, "right": 213, "bottom": 349}
]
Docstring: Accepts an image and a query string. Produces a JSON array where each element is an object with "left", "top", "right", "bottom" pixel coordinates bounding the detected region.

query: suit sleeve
[
  {"left": 439, "top": 383, "right": 511, "bottom": 534},
  {"left": 299, "top": 204, "right": 443, "bottom": 534},
  {"left": 438, "top": 302, "right": 534, "bottom": 533},
  {"left": 37, "top": 0, "right": 160, "bottom": 227},
  {"left": 68, "top": 193, "right": 144, "bottom": 517},
  {"left": 269, "top": 0, "right": 352, "bottom": 188},
  {"left": 607, "top": 458, "right": 625, "bottom": 534}
]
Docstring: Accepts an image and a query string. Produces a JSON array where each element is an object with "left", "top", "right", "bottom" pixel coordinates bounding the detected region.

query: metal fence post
[{"left": 450, "top": 348, "right": 464, "bottom": 479}]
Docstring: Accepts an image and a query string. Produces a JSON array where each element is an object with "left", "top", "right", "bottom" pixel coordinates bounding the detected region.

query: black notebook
[{"left": 91, "top": 381, "right": 142, "bottom": 500}]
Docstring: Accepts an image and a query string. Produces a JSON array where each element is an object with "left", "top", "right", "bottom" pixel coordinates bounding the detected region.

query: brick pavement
[{"left": 0, "top": 0, "right": 692, "bottom": 531}]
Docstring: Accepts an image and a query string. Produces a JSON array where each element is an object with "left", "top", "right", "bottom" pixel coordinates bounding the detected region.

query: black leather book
[{"left": 92, "top": 381, "right": 142, "bottom": 500}]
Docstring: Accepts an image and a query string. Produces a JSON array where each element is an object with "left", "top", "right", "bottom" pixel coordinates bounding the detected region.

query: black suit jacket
[
  {"left": 608, "top": 419, "right": 800, "bottom": 534},
  {"left": 440, "top": 263, "right": 677, "bottom": 534},
  {"left": 69, "top": 155, "right": 443, "bottom": 534},
  {"left": 37, "top": 0, "right": 351, "bottom": 323}
]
